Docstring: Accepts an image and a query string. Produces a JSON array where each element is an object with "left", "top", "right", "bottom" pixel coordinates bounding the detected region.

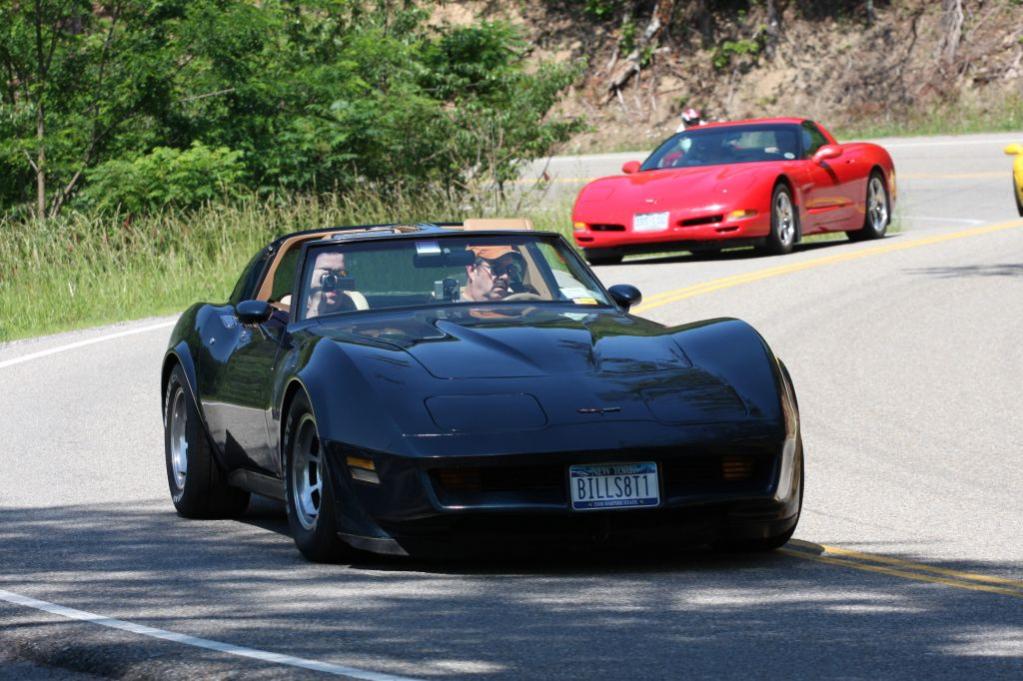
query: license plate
[
  {"left": 569, "top": 462, "right": 660, "bottom": 511},
  {"left": 633, "top": 212, "right": 669, "bottom": 232}
]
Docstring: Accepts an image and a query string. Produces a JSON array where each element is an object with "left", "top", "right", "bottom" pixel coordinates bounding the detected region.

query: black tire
[
  {"left": 689, "top": 246, "right": 724, "bottom": 259},
  {"left": 760, "top": 183, "right": 798, "bottom": 255},
  {"left": 713, "top": 442, "right": 804, "bottom": 553},
  {"left": 583, "top": 249, "right": 624, "bottom": 266},
  {"left": 163, "top": 364, "right": 250, "bottom": 518},
  {"left": 848, "top": 170, "right": 890, "bottom": 241},
  {"left": 1014, "top": 174, "right": 1023, "bottom": 217},
  {"left": 283, "top": 392, "right": 351, "bottom": 563}
]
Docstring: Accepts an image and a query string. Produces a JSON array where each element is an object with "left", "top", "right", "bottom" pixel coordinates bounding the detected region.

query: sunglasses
[{"left": 478, "top": 258, "right": 524, "bottom": 281}]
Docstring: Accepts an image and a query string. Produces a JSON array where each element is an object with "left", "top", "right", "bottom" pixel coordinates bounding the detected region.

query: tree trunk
[
  {"left": 606, "top": 0, "right": 677, "bottom": 97},
  {"left": 940, "top": 0, "right": 964, "bottom": 65},
  {"left": 36, "top": 101, "right": 46, "bottom": 221},
  {"left": 765, "top": 0, "right": 781, "bottom": 57}
]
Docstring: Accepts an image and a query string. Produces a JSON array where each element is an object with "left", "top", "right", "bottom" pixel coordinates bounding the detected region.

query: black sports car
[{"left": 162, "top": 220, "right": 803, "bottom": 562}]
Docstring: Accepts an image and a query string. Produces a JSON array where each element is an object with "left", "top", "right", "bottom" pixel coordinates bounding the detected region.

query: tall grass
[
  {"left": 0, "top": 190, "right": 576, "bottom": 342},
  {"left": 824, "top": 94, "right": 1022, "bottom": 142}
]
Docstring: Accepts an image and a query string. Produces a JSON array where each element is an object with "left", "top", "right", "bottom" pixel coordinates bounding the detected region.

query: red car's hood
[{"left": 575, "top": 164, "right": 763, "bottom": 210}]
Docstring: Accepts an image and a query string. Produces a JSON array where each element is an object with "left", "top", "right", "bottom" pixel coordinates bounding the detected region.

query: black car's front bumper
[{"left": 323, "top": 436, "right": 802, "bottom": 558}]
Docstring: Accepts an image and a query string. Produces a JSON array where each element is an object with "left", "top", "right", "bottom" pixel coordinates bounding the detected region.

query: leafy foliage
[
  {"left": 0, "top": 1, "right": 581, "bottom": 216},
  {"left": 80, "top": 142, "right": 246, "bottom": 213}
]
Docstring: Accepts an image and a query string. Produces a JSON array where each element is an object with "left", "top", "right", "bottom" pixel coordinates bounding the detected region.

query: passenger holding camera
[{"left": 306, "top": 251, "right": 368, "bottom": 317}]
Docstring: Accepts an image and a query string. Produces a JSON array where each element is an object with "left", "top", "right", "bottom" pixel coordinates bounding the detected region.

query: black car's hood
[
  {"left": 316, "top": 305, "right": 690, "bottom": 378},
  {"left": 303, "top": 306, "right": 781, "bottom": 444}
]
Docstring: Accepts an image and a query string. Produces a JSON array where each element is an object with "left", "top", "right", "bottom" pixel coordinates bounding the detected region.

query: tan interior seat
[{"left": 462, "top": 218, "right": 534, "bottom": 231}]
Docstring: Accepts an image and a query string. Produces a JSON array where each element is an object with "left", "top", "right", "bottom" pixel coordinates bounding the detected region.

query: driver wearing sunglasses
[{"left": 462, "top": 245, "right": 528, "bottom": 302}]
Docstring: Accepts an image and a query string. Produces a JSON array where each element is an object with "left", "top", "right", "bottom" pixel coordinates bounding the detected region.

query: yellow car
[{"left": 1006, "top": 144, "right": 1023, "bottom": 216}]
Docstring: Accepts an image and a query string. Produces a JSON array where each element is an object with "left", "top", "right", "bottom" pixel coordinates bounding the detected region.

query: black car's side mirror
[
  {"left": 236, "top": 299, "right": 273, "bottom": 325},
  {"left": 608, "top": 284, "right": 642, "bottom": 311}
]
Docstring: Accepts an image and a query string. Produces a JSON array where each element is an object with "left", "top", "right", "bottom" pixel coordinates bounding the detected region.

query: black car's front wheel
[
  {"left": 164, "top": 364, "right": 250, "bottom": 518},
  {"left": 714, "top": 443, "right": 803, "bottom": 553},
  {"left": 284, "top": 392, "right": 351, "bottom": 563}
]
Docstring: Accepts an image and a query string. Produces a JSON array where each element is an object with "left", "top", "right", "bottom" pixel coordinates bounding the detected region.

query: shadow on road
[
  {"left": 906, "top": 263, "right": 1023, "bottom": 278},
  {"left": 608, "top": 234, "right": 899, "bottom": 268},
  {"left": 1, "top": 500, "right": 1020, "bottom": 680}
]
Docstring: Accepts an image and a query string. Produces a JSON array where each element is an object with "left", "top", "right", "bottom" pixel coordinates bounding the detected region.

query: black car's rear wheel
[
  {"left": 848, "top": 171, "right": 889, "bottom": 241},
  {"left": 284, "top": 392, "right": 351, "bottom": 563},
  {"left": 583, "top": 248, "right": 624, "bottom": 266},
  {"left": 164, "top": 364, "right": 249, "bottom": 518}
]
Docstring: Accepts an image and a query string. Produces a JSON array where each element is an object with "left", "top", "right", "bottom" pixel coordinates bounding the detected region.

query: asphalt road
[{"left": 2, "top": 132, "right": 1022, "bottom": 680}]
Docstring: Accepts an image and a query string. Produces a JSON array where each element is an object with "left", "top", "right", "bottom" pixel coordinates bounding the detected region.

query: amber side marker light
[
  {"left": 347, "top": 456, "right": 380, "bottom": 484},
  {"left": 727, "top": 209, "right": 758, "bottom": 220}
]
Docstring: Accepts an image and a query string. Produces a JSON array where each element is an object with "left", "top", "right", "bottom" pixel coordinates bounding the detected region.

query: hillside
[{"left": 437, "top": 1, "right": 1023, "bottom": 150}]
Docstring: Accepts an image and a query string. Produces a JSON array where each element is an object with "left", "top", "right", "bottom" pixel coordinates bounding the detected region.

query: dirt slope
[{"left": 436, "top": 1, "right": 1023, "bottom": 151}]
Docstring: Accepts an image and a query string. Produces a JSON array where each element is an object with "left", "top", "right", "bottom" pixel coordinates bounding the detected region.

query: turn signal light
[
  {"left": 722, "top": 456, "right": 755, "bottom": 481},
  {"left": 436, "top": 468, "right": 483, "bottom": 492},
  {"left": 347, "top": 455, "right": 379, "bottom": 484},
  {"left": 573, "top": 221, "right": 588, "bottom": 231},
  {"left": 727, "top": 209, "right": 757, "bottom": 219},
  {"left": 346, "top": 455, "right": 376, "bottom": 471}
]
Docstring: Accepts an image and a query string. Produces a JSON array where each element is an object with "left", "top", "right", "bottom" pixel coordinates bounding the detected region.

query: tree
[{"left": 0, "top": 1, "right": 195, "bottom": 219}]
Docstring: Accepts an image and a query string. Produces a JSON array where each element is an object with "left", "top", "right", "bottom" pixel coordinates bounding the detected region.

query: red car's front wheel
[
  {"left": 849, "top": 171, "right": 890, "bottom": 241},
  {"left": 760, "top": 184, "right": 798, "bottom": 255}
]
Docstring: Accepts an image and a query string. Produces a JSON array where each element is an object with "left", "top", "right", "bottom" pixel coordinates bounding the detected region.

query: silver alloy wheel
[
  {"left": 867, "top": 176, "right": 888, "bottom": 232},
  {"left": 168, "top": 388, "right": 189, "bottom": 493},
  {"left": 291, "top": 415, "right": 323, "bottom": 531},
  {"left": 775, "top": 191, "right": 796, "bottom": 245}
]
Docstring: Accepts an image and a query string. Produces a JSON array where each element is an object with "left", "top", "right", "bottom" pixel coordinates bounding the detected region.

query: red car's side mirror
[
  {"left": 621, "top": 161, "right": 641, "bottom": 174},
  {"left": 813, "top": 145, "right": 842, "bottom": 164}
]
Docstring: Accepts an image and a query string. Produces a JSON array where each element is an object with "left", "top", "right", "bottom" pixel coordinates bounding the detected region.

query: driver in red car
[{"left": 462, "top": 245, "right": 528, "bottom": 302}]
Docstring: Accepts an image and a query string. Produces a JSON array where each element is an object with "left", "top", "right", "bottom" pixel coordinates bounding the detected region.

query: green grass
[
  {"left": 0, "top": 190, "right": 581, "bottom": 343},
  {"left": 567, "top": 94, "right": 1023, "bottom": 154},
  {"left": 0, "top": 185, "right": 905, "bottom": 343},
  {"left": 832, "top": 94, "right": 1023, "bottom": 141}
]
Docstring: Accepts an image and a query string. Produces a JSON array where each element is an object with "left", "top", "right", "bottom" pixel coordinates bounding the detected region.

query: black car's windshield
[
  {"left": 298, "top": 234, "right": 610, "bottom": 320},
  {"left": 641, "top": 124, "right": 801, "bottom": 171}
]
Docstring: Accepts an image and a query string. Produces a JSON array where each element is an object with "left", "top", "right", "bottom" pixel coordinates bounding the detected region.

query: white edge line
[
  {"left": 0, "top": 588, "right": 422, "bottom": 681},
  {"left": 0, "top": 321, "right": 177, "bottom": 370},
  {"left": 901, "top": 216, "right": 986, "bottom": 225}
]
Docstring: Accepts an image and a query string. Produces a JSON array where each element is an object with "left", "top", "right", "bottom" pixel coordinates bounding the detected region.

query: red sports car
[{"left": 572, "top": 117, "right": 896, "bottom": 264}]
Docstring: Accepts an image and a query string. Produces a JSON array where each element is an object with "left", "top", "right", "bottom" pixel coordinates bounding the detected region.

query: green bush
[{"left": 80, "top": 142, "right": 247, "bottom": 214}]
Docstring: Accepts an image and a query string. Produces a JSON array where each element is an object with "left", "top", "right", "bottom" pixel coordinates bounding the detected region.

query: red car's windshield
[{"left": 641, "top": 124, "right": 802, "bottom": 171}]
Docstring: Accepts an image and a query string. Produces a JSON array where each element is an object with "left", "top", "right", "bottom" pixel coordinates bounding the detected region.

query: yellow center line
[
  {"left": 780, "top": 542, "right": 1023, "bottom": 599},
  {"left": 633, "top": 218, "right": 1023, "bottom": 314}
]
